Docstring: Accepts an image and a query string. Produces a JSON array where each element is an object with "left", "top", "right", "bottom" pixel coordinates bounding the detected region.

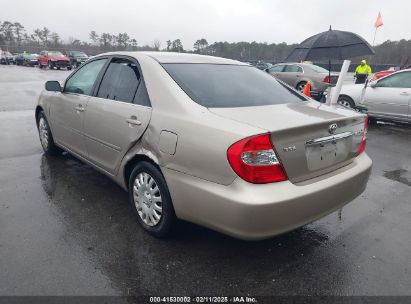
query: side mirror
[
  {"left": 369, "top": 81, "right": 377, "bottom": 88},
  {"left": 45, "top": 81, "right": 62, "bottom": 92}
]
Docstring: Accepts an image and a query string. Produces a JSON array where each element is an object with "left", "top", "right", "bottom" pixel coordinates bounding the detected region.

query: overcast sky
[{"left": 3, "top": 0, "right": 409, "bottom": 49}]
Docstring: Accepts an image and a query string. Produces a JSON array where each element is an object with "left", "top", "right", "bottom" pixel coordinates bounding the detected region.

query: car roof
[{"left": 99, "top": 51, "right": 248, "bottom": 65}]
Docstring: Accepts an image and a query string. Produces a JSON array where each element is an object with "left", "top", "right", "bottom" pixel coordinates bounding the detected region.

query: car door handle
[
  {"left": 400, "top": 92, "right": 410, "bottom": 96},
  {"left": 74, "top": 105, "right": 85, "bottom": 112},
  {"left": 126, "top": 116, "right": 142, "bottom": 126}
]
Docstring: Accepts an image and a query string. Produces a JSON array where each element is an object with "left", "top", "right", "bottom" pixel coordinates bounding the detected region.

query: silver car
[
  {"left": 335, "top": 69, "right": 411, "bottom": 124},
  {"left": 36, "top": 52, "right": 372, "bottom": 240},
  {"left": 267, "top": 63, "right": 338, "bottom": 100}
]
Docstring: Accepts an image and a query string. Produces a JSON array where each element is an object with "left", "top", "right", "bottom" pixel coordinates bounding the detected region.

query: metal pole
[
  {"left": 372, "top": 27, "right": 378, "bottom": 47},
  {"left": 328, "top": 59, "right": 331, "bottom": 83},
  {"left": 330, "top": 60, "right": 351, "bottom": 105}
]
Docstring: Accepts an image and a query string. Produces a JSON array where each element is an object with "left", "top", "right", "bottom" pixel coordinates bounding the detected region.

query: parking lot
[{"left": 0, "top": 64, "right": 411, "bottom": 297}]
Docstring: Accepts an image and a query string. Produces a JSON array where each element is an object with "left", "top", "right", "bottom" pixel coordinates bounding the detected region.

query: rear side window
[
  {"left": 97, "top": 58, "right": 140, "bottom": 103},
  {"left": 285, "top": 65, "right": 303, "bottom": 73},
  {"left": 64, "top": 58, "right": 107, "bottom": 95},
  {"left": 163, "top": 63, "right": 305, "bottom": 108}
]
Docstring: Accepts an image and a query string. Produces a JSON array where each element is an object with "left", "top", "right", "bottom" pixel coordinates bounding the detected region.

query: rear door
[
  {"left": 365, "top": 71, "right": 411, "bottom": 122},
  {"left": 280, "top": 64, "right": 304, "bottom": 88},
  {"left": 83, "top": 56, "right": 152, "bottom": 175},
  {"left": 49, "top": 58, "right": 108, "bottom": 156}
]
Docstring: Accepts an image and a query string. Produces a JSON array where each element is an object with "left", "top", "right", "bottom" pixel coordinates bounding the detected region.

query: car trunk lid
[{"left": 210, "top": 102, "right": 366, "bottom": 183}]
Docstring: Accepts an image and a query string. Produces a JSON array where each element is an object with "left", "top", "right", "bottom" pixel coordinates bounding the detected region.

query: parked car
[
  {"left": 333, "top": 69, "right": 411, "bottom": 124},
  {"left": 255, "top": 61, "right": 273, "bottom": 70},
  {"left": 67, "top": 50, "right": 89, "bottom": 67},
  {"left": 0, "top": 50, "right": 14, "bottom": 65},
  {"left": 267, "top": 63, "right": 339, "bottom": 101},
  {"left": 38, "top": 50, "right": 71, "bottom": 70},
  {"left": 15, "top": 53, "right": 39, "bottom": 66},
  {"left": 373, "top": 65, "right": 411, "bottom": 80},
  {"left": 36, "top": 52, "right": 372, "bottom": 240}
]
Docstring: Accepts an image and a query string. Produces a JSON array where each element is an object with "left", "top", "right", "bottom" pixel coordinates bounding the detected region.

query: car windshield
[
  {"left": 48, "top": 52, "right": 64, "bottom": 57},
  {"left": 25, "top": 54, "right": 37, "bottom": 59},
  {"left": 163, "top": 63, "right": 305, "bottom": 108},
  {"left": 308, "top": 64, "right": 329, "bottom": 74}
]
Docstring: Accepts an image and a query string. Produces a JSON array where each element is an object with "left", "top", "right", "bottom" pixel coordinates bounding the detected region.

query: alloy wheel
[
  {"left": 133, "top": 172, "right": 163, "bottom": 226},
  {"left": 38, "top": 117, "right": 49, "bottom": 150},
  {"left": 338, "top": 99, "right": 353, "bottom": 108}
]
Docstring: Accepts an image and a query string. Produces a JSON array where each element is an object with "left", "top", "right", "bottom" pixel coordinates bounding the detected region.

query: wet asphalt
[{"left": 0, "top": 65, "right": 410, "bottom": 297}]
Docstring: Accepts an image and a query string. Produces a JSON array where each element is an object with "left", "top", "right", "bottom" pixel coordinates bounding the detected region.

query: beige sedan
[{"left": 36, "top": 52, "right": 372, "bottom": 240}]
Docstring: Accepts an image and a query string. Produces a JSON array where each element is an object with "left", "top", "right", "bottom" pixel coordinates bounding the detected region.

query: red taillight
[
  {"left": 227, "top": 134, "right": 288, "bottom": 184},
  {"left": 357, "top": 116, "right": 369, "bottom": 155},
  {"left": 323, "top": 75, "right": 330, "bottom": 84}
]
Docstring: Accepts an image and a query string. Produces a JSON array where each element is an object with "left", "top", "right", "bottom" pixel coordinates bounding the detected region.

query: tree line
[{"left": 1, "top": 20, "right": 410, "bottom": 65}]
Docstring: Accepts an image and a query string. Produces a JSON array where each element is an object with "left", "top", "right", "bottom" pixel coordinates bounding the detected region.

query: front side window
[
  {"left": 97, "top": 58, "right": 141, "bottom": 103},
  {"left": 377, "top": 72, "right": 411, "bottom": 88},
  {"left": 270, "top": 65, "right": 285, "bottom": 73},
  {"left": 163, "top": 63, "right": 305, "bottom": 108},
  {"left": 64, "top": 59, "right": 107, "bottom": 95}
]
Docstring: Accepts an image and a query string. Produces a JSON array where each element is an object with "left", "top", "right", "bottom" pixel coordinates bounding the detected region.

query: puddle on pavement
[{"left": 383, "top": 169, "right": 411, "bottom": 186}]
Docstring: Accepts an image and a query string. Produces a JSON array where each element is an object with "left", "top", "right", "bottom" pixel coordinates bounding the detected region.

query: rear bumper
[{"left": 163, "top": 153, "right": 372, "bottom": 240}]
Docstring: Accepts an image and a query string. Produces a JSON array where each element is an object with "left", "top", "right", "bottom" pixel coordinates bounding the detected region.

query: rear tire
[
  {"left": 296, "top": 81, "right": 307, "bottom": 92},
  {"left": 368, "top": 117, "right": 377, "bottom": 125},
  {"left": 337, "top": 95, "right": 355, "bottom": 109},
  {"left": 128, "top": 161, "right": 176, "bottom": 238},
  {"left": 36, "top": 112, "right": 62, "bottom": 156}
]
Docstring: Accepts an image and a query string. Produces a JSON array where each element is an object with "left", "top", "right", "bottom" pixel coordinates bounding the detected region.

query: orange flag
[{"left": 374, "top": 12, "right": 383, "bottom": 28}]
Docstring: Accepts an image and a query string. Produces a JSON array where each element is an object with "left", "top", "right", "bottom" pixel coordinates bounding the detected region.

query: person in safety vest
[{"left": 354, "top": 60, "right": 372, "bottom": 84}]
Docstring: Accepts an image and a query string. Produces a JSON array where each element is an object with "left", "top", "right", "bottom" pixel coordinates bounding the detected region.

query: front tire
[
  {"left": 128, "top": 161, "right": 176, "bottom": 238},
  {"left": 337, "top": 95, "right": 355, "bottom": 109},
  {"left": 37, "top": 112, "right": 62, "bottom": 155}
]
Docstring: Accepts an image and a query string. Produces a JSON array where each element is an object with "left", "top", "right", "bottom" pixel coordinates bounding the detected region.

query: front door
[
  {"left": 49, "top": 58, "right": 108, "bottom": 156},
  {"left": 365, "top": 71, "right": 411, "bottom": 122},
  {"left": 83, "top": 57, "right": 152, "bottom": 175}
]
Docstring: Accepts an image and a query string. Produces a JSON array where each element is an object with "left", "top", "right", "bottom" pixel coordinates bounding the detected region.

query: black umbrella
[{"left": 286, "top": 27, "right": 375, "bottom": 81}]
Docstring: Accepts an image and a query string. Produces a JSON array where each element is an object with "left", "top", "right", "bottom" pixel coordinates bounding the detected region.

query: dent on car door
[
  {"left": 83, "top": 57, "right": 152, "bottom": 175},
  {"left": 49, "top": 58, "right": 108, "bottom": 156},
  {"left": 365, "top": 72, "right": 411, "bottom": 121}
]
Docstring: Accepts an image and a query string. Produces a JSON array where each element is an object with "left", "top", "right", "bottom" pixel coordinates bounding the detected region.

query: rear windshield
[
  {"left": 308, "top": 64, "right": 329, "bottom": 73},
  {"left": 163, "top": 63, "right": 305, "bottom": 108}
]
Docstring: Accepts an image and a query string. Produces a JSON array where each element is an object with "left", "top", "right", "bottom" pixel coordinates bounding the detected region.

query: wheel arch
[
  {"left": 337, "top": 94, "right": 355, "bottom": 107},
  {"left": 35, "top": 105, "right": 45, "bottom": 125},
  {"left": 295, "top": 80, "right": 307, "bottom": 90},
  {"left": 123, "top": 154, "right": 162, "bottom": 190}
]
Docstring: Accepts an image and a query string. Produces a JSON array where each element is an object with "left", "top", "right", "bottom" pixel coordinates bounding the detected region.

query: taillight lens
[
  {"left": 357, "top": 116, "right": 369, "bottom": 155},
  {"left": 227, "top": 134, "right": 288, "bottom": 184},
  {"left": 323, "top": 76, "right": 330, "bottom": 84}
]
